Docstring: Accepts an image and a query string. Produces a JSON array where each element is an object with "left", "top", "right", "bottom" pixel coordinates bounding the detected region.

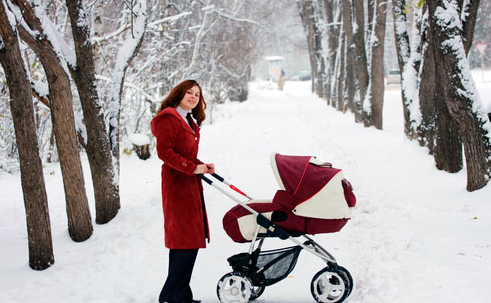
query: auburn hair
[{"left": 156, "top": 80, "right": 207, "bottom": 126}]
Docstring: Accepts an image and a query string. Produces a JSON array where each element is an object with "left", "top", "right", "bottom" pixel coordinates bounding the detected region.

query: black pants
[{"left": 159, "top": 249, "right": 198, "bottom": 303}]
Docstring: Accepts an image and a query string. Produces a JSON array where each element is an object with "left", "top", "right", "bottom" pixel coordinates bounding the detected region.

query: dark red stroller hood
[{"left": 271, "top": 153, "right": 355, "bottom": 219}]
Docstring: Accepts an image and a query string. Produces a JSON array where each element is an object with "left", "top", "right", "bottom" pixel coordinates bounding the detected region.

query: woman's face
[{"left": 178, "top": 85, "right": 200, "bottom": 111}]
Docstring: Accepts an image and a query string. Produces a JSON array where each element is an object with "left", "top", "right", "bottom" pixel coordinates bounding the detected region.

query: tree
[
  {"left": 0, "top": 1, "right": 54, "bottom": 270},
  {"left": 300, "top": 0, "right": 386, "bottom": 128},
  {"left": 107, "top": 0, "right": 148, "bottom": 170},
  {"left": 322, "top": 0, "right": 342, "bottom": 106},
  {"left": 298, "top": 0, "right": 325, "bottom": 98},
  {"left": 10, "top": 0, "right": 93, "bottom": 241},
  {"left": 351, "top": 0, "right": 369, "bottom": 121},
  {"left": 393, "top": 0, "right": 463, "bottom": 172},
  {"left": 65, "top": 0, "right": 120, "bottom": 224},
  {"left": 363, "top": 0, "right": 387, "bottom": 129},
  {"left": 427, "top": 0, "right": 491, "bottom": 191},
  {"left": 392, "top": 0, "right": 419, "bottom": 138}
]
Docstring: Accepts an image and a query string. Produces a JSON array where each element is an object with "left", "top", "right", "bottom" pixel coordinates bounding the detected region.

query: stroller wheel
[
  {"left": 310, "top": 267, "right": 349, "bottom": 303},
  {"left": 250, "top": 286, "right": 265, "bottom": 301},
  {"left": 336, "top": 266, "right": 353, "bottom": 296},
  {"left": 217, "top": 272, "right": 253, "bottom": 303}
]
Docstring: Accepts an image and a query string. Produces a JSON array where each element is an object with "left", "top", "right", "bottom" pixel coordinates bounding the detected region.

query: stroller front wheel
[
  {"left": 217, "top": 272, "right": 253, "bottom": 303},
  {"left": 310, "top": 267, "right": 350, "bottom": 303},
  {"left": 336, "top": 265, "right": 354, "bottom": 296}
]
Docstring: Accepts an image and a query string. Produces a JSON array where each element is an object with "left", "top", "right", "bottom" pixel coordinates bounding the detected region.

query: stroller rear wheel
[
  {"left": 217, "top": 272, "right": 253, "bottom": 303},
  {"left": 310, "top": 267, "right": 349, "bottom": 303},
  {"left": 250, "top": 286, "right": 265, "bottom": 301}
]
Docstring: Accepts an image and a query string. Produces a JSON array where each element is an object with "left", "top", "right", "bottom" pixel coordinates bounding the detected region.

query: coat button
[
  {"left": 182, "top": 162, "right": 187, "bottom": 167},
  {"left": 195, "top": 137, "right": 197, "bottom": 140}
]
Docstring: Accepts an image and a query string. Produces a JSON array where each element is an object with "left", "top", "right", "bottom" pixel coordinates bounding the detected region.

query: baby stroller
[{"left": 200, "top": 153, "right": 356, "bottom": 303}]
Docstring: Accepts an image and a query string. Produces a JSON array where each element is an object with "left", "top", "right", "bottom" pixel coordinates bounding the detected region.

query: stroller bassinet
[
  {"left": 200, "top": 153, "right": 356, "bottom": 303},
  {"left": 223, "top": 153, "right": 356, "bottom": 242}
]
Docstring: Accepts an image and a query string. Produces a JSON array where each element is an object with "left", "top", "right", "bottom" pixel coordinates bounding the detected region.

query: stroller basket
[{"left": 228, "top": 246, "right": 302, "bottom": 287}]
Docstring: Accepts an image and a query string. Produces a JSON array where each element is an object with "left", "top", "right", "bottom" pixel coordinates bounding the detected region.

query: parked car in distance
[
  {"left": 386, "top": 69, "right": 401, "bottom": 85},
  {"left": 289, "top": 70, "right": 311, "bottom": 81}
]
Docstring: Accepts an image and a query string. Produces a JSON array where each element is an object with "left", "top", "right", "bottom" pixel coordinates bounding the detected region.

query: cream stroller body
[{"left": 201, "top": 153, "right": 356, "bottom": 303}]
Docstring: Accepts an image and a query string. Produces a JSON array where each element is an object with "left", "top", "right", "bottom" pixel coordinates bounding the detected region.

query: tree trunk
[
  {"left": 352, "top": 0, "right": 369, "bottom": 122},
  {"left": 428, "top": 0, "right": 491, "bottom": 191},
  {"left": 66, "top": 0, "right": 120, "bottom": 224},
  {"left": 433, "top": 75, "right": 463, "bottom": 172},
  {"left": 392, "top": 0, "right": 415, "bottom": 137},
  {"left": 341, "top": 0, "right": 355, "bottom": 113},
  {"left": 462, "top": 0, "right": 480, "bottom": 54},
  {"left": 425, "top": 14, "right": 463, "bottom": 171},
  {"left": 365, "top": 0, "right": 387, "bottom": 129},
  {"left": 14, "top": 0, "right": 93, "bottom": 240},
  {"left": 336, "top": 28, "right": 346, "bottom": 111},
  {"left": 418, "top": 17, "right": 437, "bottom": 153},
  {"left": 322, "top": 0, "right": 340, "bottom": 105},
  {"left": 0, "top": 2, "right": 54, "bottom": 270},
  {"left": 312, "top": 1, "right": 325, "bottom": 98},
  {"left": 298, "top": 0, "right": 317, "bottom": 94},
  {"left": 431, "top": 0, "right": 480, "bottom": 175}
]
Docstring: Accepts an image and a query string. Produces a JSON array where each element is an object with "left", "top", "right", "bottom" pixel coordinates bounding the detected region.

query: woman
[{"left": 151, "top": 80, "right": 215, "bottom": 303}]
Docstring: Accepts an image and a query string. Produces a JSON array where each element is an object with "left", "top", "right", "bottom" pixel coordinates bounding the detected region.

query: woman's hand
[
  {"left": 205, "top": 163, "right": 215, "bottom": 174},
  {"left": 193, "top": 163, "right": 215, "bottom": 174}
]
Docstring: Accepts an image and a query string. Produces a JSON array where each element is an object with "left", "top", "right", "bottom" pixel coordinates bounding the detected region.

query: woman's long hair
[{"left": 156, "top": 80, "right": 207, "bottom": 126}]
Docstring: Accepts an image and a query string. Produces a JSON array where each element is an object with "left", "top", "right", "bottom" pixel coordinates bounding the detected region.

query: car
[
  {"left": 386, "top": 69, "right": 401, "bottom": 85},
  {"left": 289, "top": 71, "right": 311, "bottom": 81}
]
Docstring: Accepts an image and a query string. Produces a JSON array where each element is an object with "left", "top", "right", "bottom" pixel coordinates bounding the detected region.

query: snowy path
[{"left": 1, "top": 80, "right": 490, "bottom": 303}]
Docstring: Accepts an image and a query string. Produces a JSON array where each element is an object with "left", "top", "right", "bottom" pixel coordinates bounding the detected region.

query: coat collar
[{"left": 159, "top": 107, "right": 199, "bottom": 135}]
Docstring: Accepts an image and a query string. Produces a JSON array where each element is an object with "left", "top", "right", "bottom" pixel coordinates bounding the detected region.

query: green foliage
[{"left": 404, "top": 0, "right": 426, "bottom": 14}]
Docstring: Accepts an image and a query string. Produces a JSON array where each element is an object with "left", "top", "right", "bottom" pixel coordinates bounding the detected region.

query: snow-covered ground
[{"left": 1, "top": 72, "right": 490, "bottom": 303}]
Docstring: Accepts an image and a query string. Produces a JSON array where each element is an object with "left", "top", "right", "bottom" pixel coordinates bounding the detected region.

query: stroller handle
[
  {"left": 211, "top": 173, "right": 224, "bottom": 182},
  {"left": 200, "top": 173, "right": 252, "bottom": 199}
]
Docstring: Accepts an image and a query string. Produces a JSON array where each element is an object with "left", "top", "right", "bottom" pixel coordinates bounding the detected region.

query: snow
[
  {"left": 1, "top": 75, "right": 491, "bottom": 303},
  {"left": 128, "top": 133, "right": 150, "bottom": 146},
  {"left": 264, "top": 56, "right": 284, "bottom": 61},
  {"left": 31, "top": 79, "right": 49, "bottom": 98}
]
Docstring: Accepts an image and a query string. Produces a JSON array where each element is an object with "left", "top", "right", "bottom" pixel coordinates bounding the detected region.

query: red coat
[{"left": 151, "top": 107, "right": 209, "bottom": 249}]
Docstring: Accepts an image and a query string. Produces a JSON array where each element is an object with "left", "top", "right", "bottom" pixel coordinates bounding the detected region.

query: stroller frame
[{"left": 201, "top": 173, "right": 354, "bottom": 303}]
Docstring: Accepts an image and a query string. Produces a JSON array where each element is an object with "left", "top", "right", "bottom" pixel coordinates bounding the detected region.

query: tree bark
[
  {"left": 418, "top": 15, "right": 437, "bottom": 153},
  {"left": 352, "top": 0, "right": 369, "bottom": 122},
  {"left": 336, "top": 27, "right": 346, "bottom": 111},
  {"left": 341, "top": 0, "right": 356, "bottom": 113},
  {"left": 66, "top": 0, "right": 120, "bottom": 224},
  {"left": 312, "top": 2, "right": 325, "bottom": 98},
  {"left": 298, "top": 0, "right": 317, "bottom": 94},
  {"left": 428, "top": 0, "right": 491, "bottom": 191},
  {"left": 431, "top": 0, "right": 479, "bottom": 174},
  {"left": 462, "top": 0, "right": 480, "bottom": 54},
  {"left": 426, "top": 15, "right": 463, "bottom": 172},
  {"left": 14, "top": 0, "right": 93, "bottom": 240},
  {"left": 392, "top": 0, "right": 415, "bottom": 137},
  {"left": 433, "top": 73, "right": 463, "bottom": 172},
  {"left": 0, "top": 2, "right": 54, "bottom": 270},
  {"left": 365, "top": 0, "right": 387, "bottom": 129},
  {"left": 322, "top": 0, "right": 340, "bottom": 105}
]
